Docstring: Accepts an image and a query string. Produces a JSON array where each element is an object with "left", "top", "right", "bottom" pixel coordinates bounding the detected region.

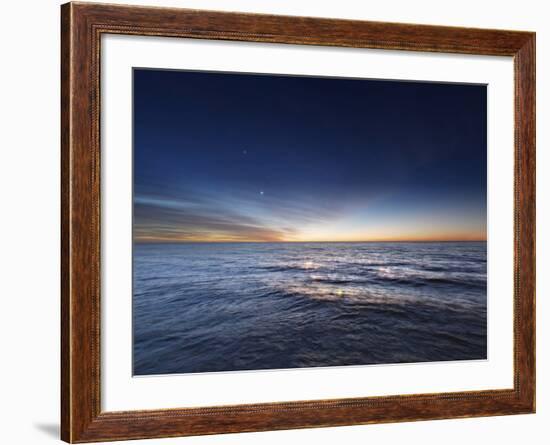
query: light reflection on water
[{"left": 133, "top": 242, "right": 487, "bottom": 375}]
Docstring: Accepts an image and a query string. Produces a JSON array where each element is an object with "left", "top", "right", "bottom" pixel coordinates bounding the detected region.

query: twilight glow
[{"left": 133, "top": 69, "right": 487, "bottom": 243}]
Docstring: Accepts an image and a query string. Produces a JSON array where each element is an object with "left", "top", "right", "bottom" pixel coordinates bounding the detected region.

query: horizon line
[{"left": 134, "top": 239, "right": 487, "bottom": 244}]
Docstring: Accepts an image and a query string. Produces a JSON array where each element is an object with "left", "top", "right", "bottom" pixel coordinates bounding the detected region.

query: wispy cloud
[{"left": 133, "top": 187, "right": 327, "bottom": 242}]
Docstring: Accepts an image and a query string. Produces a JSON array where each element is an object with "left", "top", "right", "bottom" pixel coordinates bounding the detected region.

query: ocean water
[{"left": 133, "top": 242, "right": 487, "bottom": 375}]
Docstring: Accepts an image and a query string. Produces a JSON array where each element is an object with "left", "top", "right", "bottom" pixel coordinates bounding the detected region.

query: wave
[
  {"left": 370, "top": 275, "right": 486, "bottom": 289},
  {"left": 303, "top": 273, "right": 485, "bottom": 290}
]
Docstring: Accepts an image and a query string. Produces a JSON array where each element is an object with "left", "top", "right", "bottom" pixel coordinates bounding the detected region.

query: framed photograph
[{"left": 61, "top": 2, "right": 535, "bottom": 442}]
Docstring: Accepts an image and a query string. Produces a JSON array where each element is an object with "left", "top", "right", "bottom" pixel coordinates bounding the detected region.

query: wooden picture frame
[{"left": 61, "top": 2, "right": 535, "bottom": 442}]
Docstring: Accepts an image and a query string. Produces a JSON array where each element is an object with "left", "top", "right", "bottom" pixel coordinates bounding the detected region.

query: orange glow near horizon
[
  {"left": 133, "top": 199, "right": 487, "bottom": 244},
  {"left": 134, "top": 229, "right": 487, "bottom": 243}
]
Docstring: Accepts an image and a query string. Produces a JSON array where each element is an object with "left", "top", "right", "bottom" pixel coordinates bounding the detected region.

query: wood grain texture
[{"left": 60, "top": 2, "right": 536, "bottom": 442}]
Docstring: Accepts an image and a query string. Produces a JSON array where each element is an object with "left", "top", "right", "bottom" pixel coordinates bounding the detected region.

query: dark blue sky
[{"left": 133, "top": 69, "right": 486, "bottom": 242}]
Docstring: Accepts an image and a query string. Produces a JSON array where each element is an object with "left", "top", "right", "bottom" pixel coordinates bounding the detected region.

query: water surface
[{"left": 133, "top": 242, "right": 487, "bottom": 375}]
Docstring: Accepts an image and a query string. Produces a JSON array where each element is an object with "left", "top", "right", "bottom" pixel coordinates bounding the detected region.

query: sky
[{"left": 133, "top": 69, "right": 487, "bottom": 243}]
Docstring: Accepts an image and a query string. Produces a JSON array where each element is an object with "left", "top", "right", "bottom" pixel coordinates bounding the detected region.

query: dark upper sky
[{"left": 133, "top": 68, "right": 487, "bottom": 242}]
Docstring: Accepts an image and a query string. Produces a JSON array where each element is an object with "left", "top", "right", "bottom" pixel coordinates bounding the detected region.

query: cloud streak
[{"left": 134, "top": 191, "right": 309, "bottom": 242}]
